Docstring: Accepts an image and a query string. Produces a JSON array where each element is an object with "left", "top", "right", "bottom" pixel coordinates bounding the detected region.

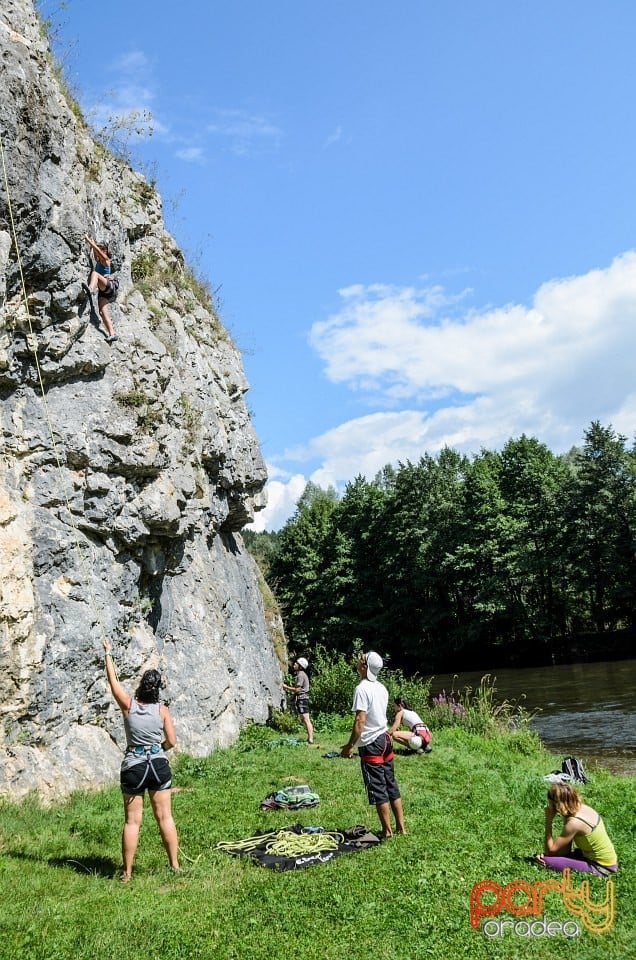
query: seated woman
[
  {"left": 389, "top": 697, "right": 431, "bottom": 753},
  {"left": 536, "top": 782, "right": 618, "bottom": 876}
]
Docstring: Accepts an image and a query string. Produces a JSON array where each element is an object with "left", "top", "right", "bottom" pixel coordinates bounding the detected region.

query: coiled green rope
[
  {"left": 216, "top": 829, "right": 344, "bottom": 857},
  {"left": 216, "top": 830, "right": 281, "bottom": 854},
  {"left": 265, "top": 832, "right": 343, "bottom": 857}
]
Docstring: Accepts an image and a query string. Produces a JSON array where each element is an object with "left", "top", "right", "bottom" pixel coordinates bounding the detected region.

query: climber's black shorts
[
  {"left": 99, "top": 277, "right": 119, "bottom": 302},
  {"left": 120, "top": 757, "right": 172, "bottom": 795}
]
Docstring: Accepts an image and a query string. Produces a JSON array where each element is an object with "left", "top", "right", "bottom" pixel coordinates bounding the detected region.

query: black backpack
[{"left": 562, "top": 756, "right": 590, "bottom": 784}]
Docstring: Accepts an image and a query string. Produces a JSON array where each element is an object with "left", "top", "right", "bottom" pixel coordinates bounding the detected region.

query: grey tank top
[{"left": 121, "top": 700, "right": 166, "bottom": 768}]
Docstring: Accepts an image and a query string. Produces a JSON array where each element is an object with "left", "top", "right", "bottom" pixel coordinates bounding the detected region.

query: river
[{"left": 428, "top": 658, "right": 636, "bottom": 776}]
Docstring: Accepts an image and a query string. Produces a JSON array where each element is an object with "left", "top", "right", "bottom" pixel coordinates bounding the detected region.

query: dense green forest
[{"left": 244, "top": 422, "right": 636, "bottom": 671}]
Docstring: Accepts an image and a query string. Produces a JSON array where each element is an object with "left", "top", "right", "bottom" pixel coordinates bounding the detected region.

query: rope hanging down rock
[{"left": 0, "top": 127, "right": 110, "bottom": 658}]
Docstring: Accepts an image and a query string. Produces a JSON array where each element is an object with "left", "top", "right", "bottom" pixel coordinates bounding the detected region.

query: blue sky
[{"left": 51, "top": 1, "right": 636, "bottom": 529}]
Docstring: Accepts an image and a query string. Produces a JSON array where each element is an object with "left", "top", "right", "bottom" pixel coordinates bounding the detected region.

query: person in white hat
[
  {"left": 282, "top": 657, "right": 314, "bottom": 744},
  {"left": 341, "top": 651, "right": 406, "bottom": 837}
]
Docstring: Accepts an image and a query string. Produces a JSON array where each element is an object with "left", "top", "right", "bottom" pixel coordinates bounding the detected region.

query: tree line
[{"left": 244, "top": 422, "right": 636, "bottom": 671}]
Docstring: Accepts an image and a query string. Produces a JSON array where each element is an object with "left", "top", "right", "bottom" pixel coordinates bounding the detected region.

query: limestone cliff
[{"left": 0, "top": 0, "right": 284, "bottom": 798}]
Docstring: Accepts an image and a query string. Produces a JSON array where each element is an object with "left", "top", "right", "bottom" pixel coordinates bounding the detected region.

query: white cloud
[
  {"left": 310, "top": 256, "right": 636, "bottom": 408},
  {"left": 265, "top": 253, "right": 636, "bottom": 513},
  {"left": 613, "top": 393, "right": 636, "bottom": 437},
  {"left": 310, "top": 253, "right": 636, "bottom": 414},
  {"left": 290, "top": 399, "right": 563, "bottom": 497},
  {"left": 175, "top": 146, "right": 205, "bottom": 163},
  {"left": 251, "top": 254, "right": 636, "bottom": 530},
  {"left": 207, "top": 108, "right": 282, "bottom": 155},
  {"left": 324, "top": 125, "right": 343, "bottom": 148},
  {"left": 113, "top": 51, "right": 150, "bottom": 73},
  {"left": 247, "top": 472, "right": 308, "bottom": 533}
]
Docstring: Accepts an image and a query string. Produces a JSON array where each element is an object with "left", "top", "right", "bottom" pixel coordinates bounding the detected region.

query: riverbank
[
  {"left": 428, "top": 658, "right": 636, "bottom": 776},
  {"left": 1, "top": 723, "right": 633, "bottom": 959}
]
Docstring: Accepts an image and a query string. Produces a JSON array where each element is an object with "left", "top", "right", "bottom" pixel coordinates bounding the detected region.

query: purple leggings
[{"left": 542, "top": 849, "right": 618, "bottom": 876}]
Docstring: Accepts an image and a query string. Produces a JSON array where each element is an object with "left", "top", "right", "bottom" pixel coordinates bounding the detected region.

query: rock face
[{"left": 0, "top": 0, "right": 284, "bottom": 798}]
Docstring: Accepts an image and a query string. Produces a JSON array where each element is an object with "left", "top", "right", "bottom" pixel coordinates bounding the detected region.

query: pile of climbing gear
[
  {"left": 544, "top": 756, "right": 590, "bottom": 785},
  {"left": 343, "top": 824, "right": 383, "bottom": 848},
  {"left": 216, "top": 823, "right": 381, "bottom": 870},
  {"left": 260, "top": 784, "right": 320, "bottom": 811},
  {"left": 266, "top": 737, "right": 303, "bottom": 748}
]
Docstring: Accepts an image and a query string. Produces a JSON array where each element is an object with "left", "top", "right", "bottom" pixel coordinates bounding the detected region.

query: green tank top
[{"left": 572, "top": 814, "right": 617, "bottom": 866}]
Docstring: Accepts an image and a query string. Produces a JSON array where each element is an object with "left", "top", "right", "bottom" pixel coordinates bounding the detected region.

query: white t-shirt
[
  {"left": 400, "top": 707, "right": 423, "bottom": 729},
  {"left": 352, "top": 678, "right": 388, "bottom": 746}
]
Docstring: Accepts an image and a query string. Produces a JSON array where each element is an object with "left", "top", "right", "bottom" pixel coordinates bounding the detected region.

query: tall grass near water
[{"left": 279, "top": 648, "right": 534, "bottom": 743}]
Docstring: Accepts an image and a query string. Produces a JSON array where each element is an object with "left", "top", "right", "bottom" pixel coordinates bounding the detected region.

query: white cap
[
  {"left": 365, "top": 651, "right": 383, "bottom": 682},
  {"left": 295, "top": 657, "right": 308, "bottom": 670}
]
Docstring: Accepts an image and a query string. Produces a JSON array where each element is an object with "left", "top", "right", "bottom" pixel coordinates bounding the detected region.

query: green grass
[{"left": 0, "top": 723, "right": 633, "bottom": 960}]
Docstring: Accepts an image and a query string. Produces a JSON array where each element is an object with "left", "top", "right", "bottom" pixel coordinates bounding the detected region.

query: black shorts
[
  {"left": 120, "top": 757, "right": 172, "bottom": 795},
  {"left": 359, "top": 732, "right": 401, "bottom": 806},
  {"left": 296, "top": 696, "right": 310, "bottom": 715},
  {"left": 99, "top": 278, "right": 119, "bottom": 302}
]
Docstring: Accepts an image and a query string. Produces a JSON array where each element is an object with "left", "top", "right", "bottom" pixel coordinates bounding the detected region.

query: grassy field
[{"left": 0, "top": 719, "right": 633, "bottom": 960}]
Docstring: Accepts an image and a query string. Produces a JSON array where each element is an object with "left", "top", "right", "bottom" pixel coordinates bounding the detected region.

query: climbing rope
[
  {"left": 216, "top": 828, "right": 344, "bottom": 858},
  {"left": 177, "top": 847, "right": 202, "bottom": 865},
  {"left": 264, "top": 831, "right": 342, "bottom": 857},
  {"left": 0, "top": 128, "right": 110, "bottom": 656},
  {"left": 215, "top": 830, "right": 281, "bottom": 855}
]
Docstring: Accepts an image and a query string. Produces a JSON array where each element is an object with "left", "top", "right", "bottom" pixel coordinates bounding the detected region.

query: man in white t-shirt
[{"left": 341, "top": 651, "right": 406, "bottom": 837}]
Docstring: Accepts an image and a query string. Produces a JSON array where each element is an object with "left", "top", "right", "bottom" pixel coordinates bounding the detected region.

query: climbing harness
[
  {"left": 411, "top": 722, "right": 432, "bottom": 746},
  {"left": 1, "top": 129, "right": 197, "bottom": 869},
  {"left": 128, "top": 743, "right": 162, "bottom": 756},
  {"left": 126, "top": 745, "right": 167, "bottom": 792}
]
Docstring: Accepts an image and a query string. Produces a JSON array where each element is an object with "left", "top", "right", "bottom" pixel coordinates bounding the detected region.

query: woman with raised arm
[
  {"left": 83, "top": 234, "right": 119, "bottom": 343},
  {"left": 104, "top": 639, "right": 180, "bottom": 881}
]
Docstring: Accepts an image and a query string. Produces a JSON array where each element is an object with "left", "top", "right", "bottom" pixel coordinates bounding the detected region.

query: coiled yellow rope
[
  {"left": 216, "top": 829, "right": 344, "bottom": 858},
  {"left": 215, "top": 830, "right": 281, "bottom": 854},
  {"left": 265, "top": 832, "right": 342, "bottom": 857}
]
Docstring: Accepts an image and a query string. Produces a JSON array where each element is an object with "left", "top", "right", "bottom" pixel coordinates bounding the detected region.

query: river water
[{"left": 428, "top": 658, "right": 636, "bottom": 776}]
